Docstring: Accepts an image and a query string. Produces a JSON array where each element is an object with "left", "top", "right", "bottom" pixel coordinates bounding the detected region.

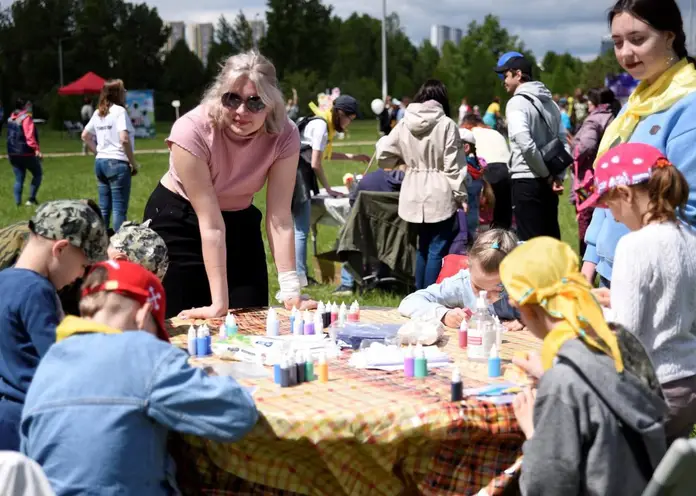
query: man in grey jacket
[{"left": 495, "top": 53, "right": 565, "bottom": 241}]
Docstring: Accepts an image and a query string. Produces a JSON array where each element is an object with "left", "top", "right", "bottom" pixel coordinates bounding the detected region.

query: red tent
[{"left": 58, "top": 72, "right": 106, "bottom": 95}]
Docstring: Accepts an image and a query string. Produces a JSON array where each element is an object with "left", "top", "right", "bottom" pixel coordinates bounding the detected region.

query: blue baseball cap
[{"left": 494, "top": 52, "right": 531, "bottom": 80}]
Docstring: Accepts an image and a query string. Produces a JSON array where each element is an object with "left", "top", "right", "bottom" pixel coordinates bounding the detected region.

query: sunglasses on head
[{"left": 221, "top": 92, "right": 266, "bottom": 113}]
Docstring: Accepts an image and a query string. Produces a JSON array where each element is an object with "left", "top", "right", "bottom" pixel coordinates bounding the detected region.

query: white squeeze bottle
[{"left": 467, "top": 291, "right": 492, "bottom": 362}]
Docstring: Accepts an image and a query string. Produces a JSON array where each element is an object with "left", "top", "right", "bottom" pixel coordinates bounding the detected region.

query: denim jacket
[
  {"left": 20, "top": 317, "right": 258, "bottom": 496},
  {"left": 398, "top": 269, "right": 519, "bottom": 322}
]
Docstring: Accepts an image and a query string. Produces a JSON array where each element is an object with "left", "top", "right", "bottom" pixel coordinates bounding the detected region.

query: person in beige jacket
[{"left": 377, "top": 79, "right": 468, "bottom": 289}]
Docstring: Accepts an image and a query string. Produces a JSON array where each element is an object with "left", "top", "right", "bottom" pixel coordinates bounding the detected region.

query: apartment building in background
[
  {"left": 189, "top": 23, "right": 214, "bottom": 65},
  {"left": 430, "top": 24, "right": 463, "bottom": 53},
  {"left": 165, "top": 21, "right": 186, "bottom": 51}
]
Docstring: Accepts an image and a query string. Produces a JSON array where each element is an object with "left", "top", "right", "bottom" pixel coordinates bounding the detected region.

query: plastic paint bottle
[
  {"left": 468, "top": 291, "right": 492, "bottom": 362},
  {"left": 273, "top": 363, "right": 282, "bottom": 385},
  {"left": 266, "top": 308, "right": 280, "bottom": 337},
  {"left": 322, "top": 302, "right": 331, "bottom": 329},
  {"left": 488, "top": 345, "right": 502, "bottom": 378},
  {"left": 305, "top": 350, "right": 315, "bottom": 381},
  {"left": 318, "top": 352, "right": 329, "bottom": 383},
  {"left": 289, "top": 306, "right": 298, "bottom": 332},
  {"left": 330, "top": 302, "right": 339, "bottom": 324},
  {"left": 196, "top": 327, "right": 207, "bottom": 357},
  {"left": 458, "top": 318, "right": 468, "bottom": 349},
  {"left": 451, "top": 367, "right": 464, "bottom": 402},
  {"left": 296, "top": 351, "right": 306, "bottom": 384},
  {"left": 187, "top": 326, "right": 197, "bottom": 356},
  {"left": 314, "top": 310, "right": 324, "bottom": 335},
  {"left": 293, "top": 314, "right": 304, "bottom": 336},
  {"left": 288, "top": 354, "right": 298, "bottom": 386},
  {"left": 205, "top": 326, "right": 213, "bottom": 355},
  {"left": 414, "top": 344, "right": 428, "bottom": 378},
  {"left": 280, "top": 357, "right": 290, "bottom": 388},
  {"left": 304, "top": 310, "right": 315, "bottom": 335},
  {"left": 224, "top": 312, "right": 238, "bottom": 336},
  {"left": 404, "top": 345, "right": 415, "bottom": 378},
  {"left": 338, "top": 302, "right": 347, "bottom": 327},
  {"left": 316, "top": 302, "right": 325, "bottom": 327}
]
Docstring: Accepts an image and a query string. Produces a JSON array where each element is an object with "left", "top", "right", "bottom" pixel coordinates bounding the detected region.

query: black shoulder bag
[{"left": 517, "top": 93, "right": 573, "bottom": 177}]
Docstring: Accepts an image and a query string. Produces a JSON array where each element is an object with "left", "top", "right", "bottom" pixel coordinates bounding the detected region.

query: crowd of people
[{"left": 1, "top": 0, "right": 696, "bottom": 494}]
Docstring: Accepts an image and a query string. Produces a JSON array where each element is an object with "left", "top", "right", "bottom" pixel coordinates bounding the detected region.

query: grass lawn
[{"left": 0, "top": 120, "right": 579, "bottom": 307}]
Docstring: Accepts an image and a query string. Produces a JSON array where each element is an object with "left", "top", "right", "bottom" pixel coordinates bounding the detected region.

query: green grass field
[{"left": 0, "top": 120, "right": 579, "bottom": 306}]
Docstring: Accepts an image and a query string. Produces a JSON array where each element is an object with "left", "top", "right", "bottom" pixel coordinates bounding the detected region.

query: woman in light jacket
[
  {"left": 572, "top": 88, "right": 618, "bottom": 257},
  {"left": 582, "top": 0, "right": 696, "bottom": 287},
  {"left": 377, "top": 79, "right": 468, "bottom": 289}
]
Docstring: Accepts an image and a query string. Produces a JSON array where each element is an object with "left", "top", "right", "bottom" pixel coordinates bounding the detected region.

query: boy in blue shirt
[
  {"left": 0, "top": 200, "right": 108, "bottom": 450},
  {"left": 21, "top": 260, "right": 258, "bottom": 495}
]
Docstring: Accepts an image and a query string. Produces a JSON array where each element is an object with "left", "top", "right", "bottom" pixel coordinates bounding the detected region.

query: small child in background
[
  {"left": 0, "top": 200, "right": 108, "bottom": 450},
  {"left": 399, "top": 229, "right": 520, "bottom": 328},
  {"left": 459, "top": 128, "right": 487, "bottom": 242},
  {"left": 21, "top": 260, "right": 258, "bottom": 494},
  {"left": 580, "top": 143, "right": 696, "bottom": 442}
]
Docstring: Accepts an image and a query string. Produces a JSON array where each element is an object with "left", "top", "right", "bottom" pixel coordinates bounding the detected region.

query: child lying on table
[
  {"left": 20, "top": 260, "right": 258, "bottom": 496},
  {"left": 398, "top": 228, "right": 522, "bottom": 328},
  {"left": 502, "top": 237, "right": 667, "bottom": 495}
]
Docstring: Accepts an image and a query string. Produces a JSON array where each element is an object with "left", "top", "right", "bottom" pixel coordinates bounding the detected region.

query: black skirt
[{"left": 144, "top": 183, "right": 269, "bottom": 317}]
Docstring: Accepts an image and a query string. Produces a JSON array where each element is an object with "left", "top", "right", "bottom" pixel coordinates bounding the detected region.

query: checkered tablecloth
[{"left": 167, "top": 308, "right": 540, "bottom": 496}]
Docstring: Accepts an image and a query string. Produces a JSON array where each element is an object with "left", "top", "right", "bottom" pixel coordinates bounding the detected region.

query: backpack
[{"left": 292, "top": 116, "right": 325, "bottom": 213}]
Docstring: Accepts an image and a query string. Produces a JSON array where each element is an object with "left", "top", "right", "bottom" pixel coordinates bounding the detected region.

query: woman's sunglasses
[{"left": 221, "top": 92, "right": 266, "bottom": 113}]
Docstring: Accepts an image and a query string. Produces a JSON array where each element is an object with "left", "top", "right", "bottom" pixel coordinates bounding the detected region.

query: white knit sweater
[{"left": 611, "top": 222, "right": 696, "bottom": 384}]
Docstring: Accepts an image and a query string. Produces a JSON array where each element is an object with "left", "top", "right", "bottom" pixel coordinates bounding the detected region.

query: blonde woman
[
  {"left": 143, "top": 51, "right": 303, "bottom": 319},
  {"left": 81, "top": 80, "right": 137, "bottom": 231}
]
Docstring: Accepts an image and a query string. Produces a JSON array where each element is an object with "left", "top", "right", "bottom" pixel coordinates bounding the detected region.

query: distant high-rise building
[
  {"left": 452, "top": 28, "right": 463, "bottom": 47},
  {"left": 189, "top": 23, "right": 214, "bottom": 65},
  {"left": 600, "top": 35, "right": 614, "bottom": 56},
  {"left": 250, "top": 19, "right": 265, "bottom": 49},
  {"left": 166, "top": 21, "right": 186, "bottom": 52},
  {"left": 430, "top": 24, "right": 464, "bottom": 53}
]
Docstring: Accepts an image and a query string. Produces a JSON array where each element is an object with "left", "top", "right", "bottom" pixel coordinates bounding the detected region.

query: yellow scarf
[
  {"left": 308, "top": 101, "right": 336, "bottom": 160},
  {"left": 596, "top": 59, "right": 696, "bottom": 162},
  {"left": 56, "top": 315, "right": 122, "bottom": 342},
  {"left": 500, "top": 237, "right": 624, "bottom": 372}
]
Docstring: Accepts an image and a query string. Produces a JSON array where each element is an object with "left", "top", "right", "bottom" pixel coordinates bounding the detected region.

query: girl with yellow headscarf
[{"left": 500, "top": 237, "right": 667, "bottom": 496}]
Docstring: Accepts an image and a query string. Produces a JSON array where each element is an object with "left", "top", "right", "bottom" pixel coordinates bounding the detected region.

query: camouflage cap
[
  {"left": 30, "top": 200, "right": 108, "bottom": 263},
  {"left": 109, "top": 220, "right": 169, "bottom": 280}
]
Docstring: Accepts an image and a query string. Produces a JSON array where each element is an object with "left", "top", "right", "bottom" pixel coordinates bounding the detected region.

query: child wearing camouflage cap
[
  {"left": 0, "top": 200, "right": 108, "bottom": 451},
  {"left": 107, "top": 220, "right": 169, "bottom": 280}
]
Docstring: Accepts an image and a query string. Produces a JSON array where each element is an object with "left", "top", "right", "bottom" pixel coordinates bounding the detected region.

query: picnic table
[{"left": 166, "top": 308, "right": 541, "bottom": 496}]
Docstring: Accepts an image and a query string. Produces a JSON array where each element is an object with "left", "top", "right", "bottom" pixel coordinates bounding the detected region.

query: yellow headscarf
[
  {"left": 596, "top": 58, "right": 696, "bottom": 163},
  {"left": 500, "top": 237, "right": 624, "bottom": 373},
  {"left": 308, "top": 101, "right": 336, "bottom": 160}
]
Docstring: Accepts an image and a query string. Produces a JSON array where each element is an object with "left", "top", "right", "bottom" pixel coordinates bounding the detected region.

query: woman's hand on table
[
  {"left": 504, "top": 319, "right": 524, "bottom": 332},
  {"left": 513, "top": 387, "right": 537, "bottom": 439},
  {"left": 283, "top": 296, "right": 318, "bottom": 311},
  {"left": 512, "top": 351, "right": 544, "bottom": 380},
  {"left": 179, "top": 303, "right": 228, "bottom": 320},
  {"left": 326, "top": 188, "right": 346, "bottom": 198},
  {"left": 591, "top": 288, "right": 611, "bottom": 308},
  {"left": 442, "top": 308, "right": 468, "bottom": 328}
]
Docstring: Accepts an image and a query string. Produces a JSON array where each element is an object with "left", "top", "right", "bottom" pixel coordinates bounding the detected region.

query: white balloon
[{"left": 371, "top": 98, "right": 385, "bottom": 115}]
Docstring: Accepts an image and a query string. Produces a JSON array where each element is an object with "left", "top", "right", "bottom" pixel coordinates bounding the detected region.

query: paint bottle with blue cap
[{"left": 488, "top": 345, "right": 501, "bottom": 378}]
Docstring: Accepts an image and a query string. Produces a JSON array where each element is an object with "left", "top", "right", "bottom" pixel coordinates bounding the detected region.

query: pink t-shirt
[{"left": 163, "top": 105, "right": 300, "bottom": 211}]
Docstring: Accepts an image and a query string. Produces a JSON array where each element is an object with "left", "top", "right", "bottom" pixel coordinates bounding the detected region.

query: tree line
[{"left": 0, "top": 0, "right": 623, "bottom": 129}]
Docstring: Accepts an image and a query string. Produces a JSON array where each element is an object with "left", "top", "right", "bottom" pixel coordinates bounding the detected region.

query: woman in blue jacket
[{"left": 582, "top": 0, "right": 696, "bottom": 286}]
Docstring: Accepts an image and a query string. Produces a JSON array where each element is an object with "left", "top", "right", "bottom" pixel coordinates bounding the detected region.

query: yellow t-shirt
[{"left": 486, "top": 102, "right": 500, "bottom": 115}]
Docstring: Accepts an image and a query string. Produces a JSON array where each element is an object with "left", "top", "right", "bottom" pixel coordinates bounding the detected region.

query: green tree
[
  {"left": 231, "top": 11, "right": 254, "bottom": 52},
  {"left": 161, "top": 39, "right": 207, "bottom": 112},
  {"left": 413, "top": 41, "right": 440, "bottom": 86},
  {"left": 262, "top": 0, "right": 335, "bottom": 79}
]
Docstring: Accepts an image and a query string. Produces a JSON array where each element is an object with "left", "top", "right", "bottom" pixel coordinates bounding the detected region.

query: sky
[{"left": 144, "top": 0, "right": 696, "bottom": 61}]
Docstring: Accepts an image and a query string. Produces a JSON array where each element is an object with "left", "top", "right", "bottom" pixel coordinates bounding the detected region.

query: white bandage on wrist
[{"left": 275, "top": 270, "right": 301, "bottom": 303}]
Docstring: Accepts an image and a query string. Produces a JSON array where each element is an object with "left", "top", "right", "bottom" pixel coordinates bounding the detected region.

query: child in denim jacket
[{"left": 21, "top": 260, "right": 258, "bottom": 495}]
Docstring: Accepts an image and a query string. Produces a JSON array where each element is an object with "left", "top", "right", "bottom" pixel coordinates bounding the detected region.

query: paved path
[{"left": 0, "top": 140, "right": 378, "bottom": 160}]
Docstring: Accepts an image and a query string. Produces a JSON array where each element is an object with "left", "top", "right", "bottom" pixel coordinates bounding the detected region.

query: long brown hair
[
  {"left": 97, "top": 79, "right": 126, "bottom": 117},
  {"left": 639, "top": 162, "right": 689, "bottom": 224}
]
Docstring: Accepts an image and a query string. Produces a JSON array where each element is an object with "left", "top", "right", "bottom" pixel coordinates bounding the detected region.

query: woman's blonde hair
[
  {"left": 469, "top": 229, "right": 519, "bottom": 274},
  {"left": 97, "top": 79, "right": 126, "bottom": 117},
  {"left": 201, "top": 51, "right": 287, "bottom": 134}
]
